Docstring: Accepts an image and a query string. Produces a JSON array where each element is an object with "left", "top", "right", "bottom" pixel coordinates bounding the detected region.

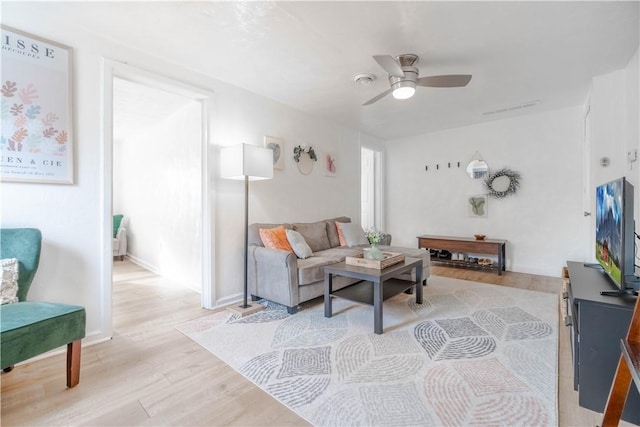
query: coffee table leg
[
  {"left": 374, "top": 279, "right": 383, "bottom": 334},
  {"left": 415, "top": 265, "right": 423, "bottom": 304},
  {"left": 324, "top": 272, "right": 333, "bottom": 318}
]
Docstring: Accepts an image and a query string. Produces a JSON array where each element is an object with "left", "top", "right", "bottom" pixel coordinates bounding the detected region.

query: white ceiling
[
  {"left": 112, "top": 78, "right": 196, "bottom": 141},
  {"left": 18, "top": 1, "right": 640, "bottom": 140}
]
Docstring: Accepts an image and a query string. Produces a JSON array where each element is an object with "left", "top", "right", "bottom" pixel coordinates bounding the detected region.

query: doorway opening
[
  {"left": 112, "top": 77, "right": 203, "bottom": 293},
  {"left": 102, "top": 60, "right": 214, "bottom": 342},
  {"left": 361, "top": 146, "right": 384, "bottom": 230}
]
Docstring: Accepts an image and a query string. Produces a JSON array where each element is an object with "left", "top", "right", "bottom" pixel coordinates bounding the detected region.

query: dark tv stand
[
  {"left": 565, "top": 261, "right": 640, "bottom": 424},
  {"left": 601, "top": 276, "right": 640, "bottom": 296},
  {"left": 601, "top": 288, "right": 639, "bottom": 297}
]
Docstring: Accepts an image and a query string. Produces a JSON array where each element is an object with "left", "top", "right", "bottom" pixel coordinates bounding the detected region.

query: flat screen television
[{"left": 595, "top": 177, "right": 640, "bottom": 294}]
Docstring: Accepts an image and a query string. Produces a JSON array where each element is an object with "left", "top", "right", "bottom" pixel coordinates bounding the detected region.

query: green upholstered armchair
[{"left": 0, "top": 228, "right": 86, "bottom": 388}]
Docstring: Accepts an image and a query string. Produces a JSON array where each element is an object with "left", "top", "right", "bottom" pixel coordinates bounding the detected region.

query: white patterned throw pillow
[{"left": 1, "top": 258, "right": 19, "bottom": 305}]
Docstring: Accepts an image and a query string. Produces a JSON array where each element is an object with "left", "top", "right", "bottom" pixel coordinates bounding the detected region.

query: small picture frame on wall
[
  {"left": 468, "top": 195, "right": 488, "bottom": 218},
  {"left": 264, "top": 136, "right": 284, "bottom": 170},
  {"left": 1, "top": 26, "right": 74, "bottom": 184},
  {"left": 324, "top": 151, "right": 337, "bottom": 177}
]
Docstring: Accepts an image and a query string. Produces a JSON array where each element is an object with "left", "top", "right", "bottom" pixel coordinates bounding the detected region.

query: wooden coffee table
[{"left": 323, "top": 257, "right": 422, "bottom": 334}]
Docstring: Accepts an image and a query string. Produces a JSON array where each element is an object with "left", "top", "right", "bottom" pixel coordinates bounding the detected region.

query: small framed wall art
[
  {"left": 324, "top": 151, "right": 337, "bottom": 177},
  {"left": 1, "top": 26, "right": 74, "bottom": 184},
  {"left": 467, "top": 194, "right": 488, "bottom": 218},
  {"left": 264, "top": 136, "right": 284, "bottom": 170}
]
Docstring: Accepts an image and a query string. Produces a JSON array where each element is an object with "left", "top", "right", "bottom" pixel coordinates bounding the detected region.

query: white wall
[
  {"left": 1, "top": 4, "right": 364, "bottom": 343},
  {"left": 587, "top": 47, "right": 640, "bottom": 265},
  {"left": 113, "top": 90, "right": 203, "bottom": 293},
  {"left": 385, "top": 107, "right": 585, "bottom": 277},
  {"left": 384, "top": 46, "right": 639, "bottom": 279},
  {"left": 214, "top": 96, "right": 366, "bottom": 305},
  {"left": 2, "top": 3, "right": 635, "bottom": 344}
]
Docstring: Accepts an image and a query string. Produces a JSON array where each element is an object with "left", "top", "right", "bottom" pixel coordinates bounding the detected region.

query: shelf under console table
[
  {"left": 417, "top": 235, "right": 506, "bottom": 275},
  {"left": 565, "top": 261, "right": 640, "bottom": 424}
]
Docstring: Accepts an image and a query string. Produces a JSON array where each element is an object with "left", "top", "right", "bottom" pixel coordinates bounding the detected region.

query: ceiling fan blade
[
  {"left": 417, "top": 75, "right": 472, "bottom": 88},
  {"left": 373, "top": 55, "right": 404, "bottom": 78},
  {"left": 362, "top": 88, "right": 393, "bottom": 106}
]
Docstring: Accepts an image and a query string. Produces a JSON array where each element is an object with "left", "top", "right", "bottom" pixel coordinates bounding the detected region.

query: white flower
[{"left": 365, "top": 228, "right": 385, "bottom": 244}]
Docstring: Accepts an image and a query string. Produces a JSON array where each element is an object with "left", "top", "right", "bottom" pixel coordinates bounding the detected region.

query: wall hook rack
[{"left": 425, "top": 161, "right": 461, "bottom": 172}]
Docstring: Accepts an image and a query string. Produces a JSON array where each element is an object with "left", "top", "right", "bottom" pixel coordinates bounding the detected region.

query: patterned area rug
[{"left": 177, "top": 276, "right": 558, "bottom": 426}]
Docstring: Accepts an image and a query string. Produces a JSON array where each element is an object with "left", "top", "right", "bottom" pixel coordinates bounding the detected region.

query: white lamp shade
[{"left": 220, "top": 143, "right": 274, "bottom": 181}]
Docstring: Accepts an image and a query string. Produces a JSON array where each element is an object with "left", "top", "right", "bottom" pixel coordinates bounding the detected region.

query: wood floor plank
[{"left": 1, "top": 261, "right": 632, "bottom": 426}]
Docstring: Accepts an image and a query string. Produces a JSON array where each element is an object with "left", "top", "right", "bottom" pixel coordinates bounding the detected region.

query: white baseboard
[{"left": 125, "top": 254, "right": 161, "bottom": 276}]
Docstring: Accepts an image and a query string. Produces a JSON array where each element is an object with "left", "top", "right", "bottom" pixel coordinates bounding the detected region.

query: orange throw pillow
[
  {"left": 259, "top": 226, "right": 294, "bottom": 252},
  {"left": 335, "top": 222, "right": 347, "bottom": 247}
]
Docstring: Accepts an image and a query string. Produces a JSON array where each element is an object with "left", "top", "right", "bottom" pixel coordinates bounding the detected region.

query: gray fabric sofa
[{"left": 247, "top": 216, "right": 430, "bottom": 313}]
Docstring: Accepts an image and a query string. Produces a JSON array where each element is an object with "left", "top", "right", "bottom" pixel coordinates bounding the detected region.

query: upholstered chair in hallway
[{"left": 113, "top": 215, "right": 129, "bottom": 261}]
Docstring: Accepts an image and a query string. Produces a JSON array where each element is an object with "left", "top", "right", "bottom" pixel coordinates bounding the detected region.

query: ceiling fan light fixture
[{"left": 392, "top": 83, "right": 416, "bottom": 100}]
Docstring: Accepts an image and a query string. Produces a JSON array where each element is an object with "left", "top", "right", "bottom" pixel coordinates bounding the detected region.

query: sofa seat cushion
[
  {"left": 316, "top": 247, "right": 364, "bottom": 259},
  {"left": 293, "top": 222, "right": 331, "bottom": 252},
  {"left": 377, "top": 245, "right": 427, "bottom": 260},
  {"left": 297, "top": 247, "right": 365, "bottom": 285},
  {"left": 1, "top": 301, "right": 86, "bottom": 368}
]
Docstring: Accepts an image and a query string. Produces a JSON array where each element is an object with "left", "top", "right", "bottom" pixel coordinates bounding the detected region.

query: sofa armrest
[{"left": 247, "top": 246, "right": 300, "bottom": 308}]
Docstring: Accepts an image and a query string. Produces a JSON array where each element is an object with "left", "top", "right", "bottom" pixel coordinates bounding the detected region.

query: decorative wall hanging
[
  {"left": 324, "top": 151, "right": 337, "bottom": 177},
  {"left": 293, "top": 144, "right": 317, "bottom": 175},
  {"left": 468, "top": 195, "right": 488, "bottom": 217},
  {"left": 264, "top": 136, "right": 284, "bottom": 170},
  {"left": 466, "top": 151, "right": 489, "bottom": 179},
  {"left": 1, "top": 26, "right": 74, "bottom": 184},
  {"left": 484, "top": 168, "right": 521, "bottom": 198}
]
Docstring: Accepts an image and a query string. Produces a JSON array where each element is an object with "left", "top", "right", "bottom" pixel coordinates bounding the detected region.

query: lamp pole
[
  {"left": 241, "top": 174, "right": 249, "bottom": 309},
  {"left": 220, "top": 143, "right": 272, "bottom": 316}
]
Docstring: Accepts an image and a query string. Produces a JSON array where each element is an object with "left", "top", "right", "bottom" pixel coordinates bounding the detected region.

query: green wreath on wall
[{"left": 484, "top": 168, "right": 521, "bottom": 198}]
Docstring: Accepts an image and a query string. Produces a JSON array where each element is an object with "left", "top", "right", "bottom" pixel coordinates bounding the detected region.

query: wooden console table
[{"left": 417, "top": 235, "right": 506, "bottom": 275}]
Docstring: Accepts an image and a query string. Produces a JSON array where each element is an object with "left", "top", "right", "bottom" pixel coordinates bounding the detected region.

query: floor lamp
[{"left": 221, "top": 143, "right": 274, "bottom": 316}]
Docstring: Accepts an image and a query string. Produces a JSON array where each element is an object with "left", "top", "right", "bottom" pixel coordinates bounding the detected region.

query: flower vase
[{"left": 365, "top": 243, "right": 385, "bottom": 261}]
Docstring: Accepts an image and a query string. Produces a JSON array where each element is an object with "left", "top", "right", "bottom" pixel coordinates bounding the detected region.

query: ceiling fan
[{"left": 362, "top": 54, "right": 472, "bottom": 106}]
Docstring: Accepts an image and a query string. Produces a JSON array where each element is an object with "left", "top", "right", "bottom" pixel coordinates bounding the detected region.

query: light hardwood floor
[{"left": 0, "top": 261, "right": 631, "bottom": 426}]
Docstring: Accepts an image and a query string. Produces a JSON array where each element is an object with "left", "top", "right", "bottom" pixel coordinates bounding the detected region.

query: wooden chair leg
[
  {"left": 602, "top": 355, "right": 632, "bottom": 427},
  {"left": 66, "top": 340, "right": 81, "bottom": 388}
]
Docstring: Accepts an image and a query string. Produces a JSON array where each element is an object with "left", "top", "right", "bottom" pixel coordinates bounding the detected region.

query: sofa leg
[
  {"left": 422, "top": 279, "right": 427, "bottom": 286},
  {"left": 250, "top": 294, "right": 259, "bottom": 302},
  {"left": 3, "top": 366, "right": 14, "bottom": 373},
  {"left": 286, "top": 306, "right": 298, "bottom": 315},
  {"left": 67, "top": 340, "right": 81, "bottom": 388}
]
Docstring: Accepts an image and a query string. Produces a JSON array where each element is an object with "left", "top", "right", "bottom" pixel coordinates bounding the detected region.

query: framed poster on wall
[{"left": 1, "top": 26, "right": 74, "bottom": 184}]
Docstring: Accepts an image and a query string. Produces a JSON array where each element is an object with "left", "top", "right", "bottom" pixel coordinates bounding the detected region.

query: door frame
[
  {"left": 101, "top": 59, "right": 215, "bottom": 327},
  {"left": 361, "top": 144, "right": 385, "bottom": 231}
]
